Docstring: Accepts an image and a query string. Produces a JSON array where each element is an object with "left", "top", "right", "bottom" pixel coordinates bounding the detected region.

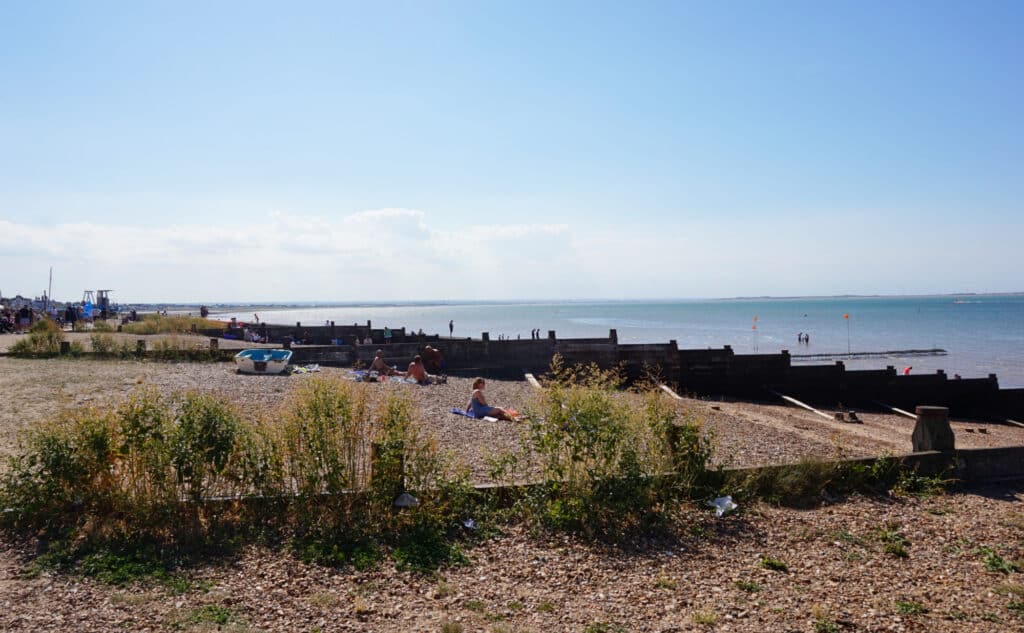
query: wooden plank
[
  {"left": 873, "top": 400, "right": 918, "bottom": 420},
  {"left": 1005, "top": 419, "right": 1024, "bottom": 429},
  {"left": 767, "top": 389, "right": 835, "bottom": 421},
  {"left": 659, "top": 384, "right": 684, "bottom": 401},
  {"left": 524, "top": 373, "right": 543, "bottom": 390}
]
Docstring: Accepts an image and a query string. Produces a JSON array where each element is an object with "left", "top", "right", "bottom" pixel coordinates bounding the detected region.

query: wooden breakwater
[{"left": 190, "top": 321, "right": 1024, "bottom": 422}]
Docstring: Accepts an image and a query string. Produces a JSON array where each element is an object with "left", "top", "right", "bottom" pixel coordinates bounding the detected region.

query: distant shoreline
[{"left": 138, "top": 291, "right": 1024, "bottom": 312}]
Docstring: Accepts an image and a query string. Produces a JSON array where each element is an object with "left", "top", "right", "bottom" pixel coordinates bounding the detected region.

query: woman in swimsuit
[{"left": 466, "top": 378, "right": 515, "bottom": 421}]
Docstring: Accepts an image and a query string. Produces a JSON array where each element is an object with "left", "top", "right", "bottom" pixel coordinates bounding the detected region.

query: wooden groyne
[{"left": 195, "top": 322, "right": 1022, "bottom": 421}]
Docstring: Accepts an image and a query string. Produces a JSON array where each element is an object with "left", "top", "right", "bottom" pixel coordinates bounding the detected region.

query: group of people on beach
[
  {"left": 366, "top": 346, "right": 517, "bottom": 421},
  {"left": 367, "top": 345, "right": 447, "bottom": 385},
  {"left": 797, "top": 332, "right": 811, "bottom": 345},
  {"left": 1, "top": 303, "right": 98, "bottom": 333}
]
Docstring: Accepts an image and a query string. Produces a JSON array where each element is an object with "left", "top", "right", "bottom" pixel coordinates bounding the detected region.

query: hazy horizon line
[{"left": 125, "top": 290, "right": 1024, "bottom": 309}]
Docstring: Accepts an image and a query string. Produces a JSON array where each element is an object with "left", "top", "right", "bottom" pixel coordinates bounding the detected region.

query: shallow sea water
[{"left": 215, "top": 295, "right": 1024, "bottom": 387}]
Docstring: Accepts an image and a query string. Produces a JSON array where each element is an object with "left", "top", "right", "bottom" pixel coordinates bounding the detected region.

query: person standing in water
[{"left": 449, "top": 319, "right": 454, "bottom": 337}]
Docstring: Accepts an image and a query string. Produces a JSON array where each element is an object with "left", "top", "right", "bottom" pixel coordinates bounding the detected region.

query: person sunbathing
[
  {"left": 369, "top": 349, "right": 399, "bottom": 375},
  {"left": 406, "top": 355, "right": 431, "bottom": 384},
  {"left": 465, "top": 378, "right": 515, "bottom": 421}
]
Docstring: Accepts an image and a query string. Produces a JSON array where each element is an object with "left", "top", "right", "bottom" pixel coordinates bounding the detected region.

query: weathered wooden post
[
  {"left": 136, "top": 339, "right": 146, "bottom": 357},
  {"left": 60, "top": 341, "right": 70, "bottom": 355},
  {"left": 912, "top": 406, "right": 954, "bottom": 452},
  {"left": 209, "top": 338, "right": 218, "bottom": 351},
  {"left": 282, "top": 336, "right": 292, "bottom": 350},
  {"left": 609, "top": 329, "right": 618, "bottom": 344}
]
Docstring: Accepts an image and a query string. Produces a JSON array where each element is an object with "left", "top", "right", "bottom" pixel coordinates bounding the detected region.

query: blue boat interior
[{"left": 236, "top": 349, "right": 292, "bottom": 363}]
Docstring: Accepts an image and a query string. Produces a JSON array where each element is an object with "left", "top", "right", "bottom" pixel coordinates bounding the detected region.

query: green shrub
[
  {"left": 0, "top": 378, "right": 482, "bottom": 574},
  {"left": 517, "top": 356, "right": 712, "bottom": 538},
  {"left": 90, "top": 333, "right": 116, "bottom": 356},
  {"left": 9, "top": 318, "right": 65, "bottom": 357},
  {"left": 90, "top": 320, "right": 114, "bottom": 332},
  {"left": 150, "top": 337, "right": 216, "bottom": 362},
  {"left": 169, "top": 393, "right": 244, "bottom": 503}
]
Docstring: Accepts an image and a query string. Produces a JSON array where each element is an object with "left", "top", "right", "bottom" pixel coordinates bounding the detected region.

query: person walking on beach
[
  {"left": 449, "top": 320, "right": 454, "bottom": 337},
  {"left": 798, "top": 332, "right": 803, "bottom": 344},
  {"left": 384, "top": 326, "right": 392, "bottom": 344}
]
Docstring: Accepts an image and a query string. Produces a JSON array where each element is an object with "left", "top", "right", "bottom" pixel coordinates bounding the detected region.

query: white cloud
[
  {"left": 0, "top": 210, "right": 579, "bottom": 302},
  {"left": 1, "top": 207, "right": 1019, "bottom": 302}
]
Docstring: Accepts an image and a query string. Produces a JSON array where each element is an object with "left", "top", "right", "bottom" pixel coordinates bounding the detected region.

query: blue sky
[{"left": 1, "top": 1, "right": 1022, "bottom": 302}]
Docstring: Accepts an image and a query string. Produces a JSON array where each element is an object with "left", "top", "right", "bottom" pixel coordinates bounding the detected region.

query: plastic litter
[
  {"left": 708, "top": 495, "right": 738, "bottom": 517},
  {"left": 461, "top": 518, "right": 477, "bottom": 530}
]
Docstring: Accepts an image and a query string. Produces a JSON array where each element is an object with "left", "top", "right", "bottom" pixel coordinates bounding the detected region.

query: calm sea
[{"left": 213, "top": 296, "right": 1024, "bottom": 387}]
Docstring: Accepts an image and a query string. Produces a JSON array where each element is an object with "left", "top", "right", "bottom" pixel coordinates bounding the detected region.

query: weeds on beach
[
  {"left": 121, "top": 314, "right": 226, "bottom": 335},
  {"left": 0, "top": 378, "right": 472, "bottom": 576},
  {"left": 506, "top": 355, "right": 714, "bottom": 538},
  {"left": 9, "top": 318, "right": 67, "bottom": 357}
]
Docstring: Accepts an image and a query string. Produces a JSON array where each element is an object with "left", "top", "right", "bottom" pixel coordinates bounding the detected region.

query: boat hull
[{"left": 234, "top": 349, "right": 292, "bottom": 375}]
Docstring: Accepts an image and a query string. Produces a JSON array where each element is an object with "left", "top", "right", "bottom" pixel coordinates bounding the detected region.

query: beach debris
[
  {"left": 461, "top": 518, "right": 477, "bottom": 530},
  {"left": 708, "top": 495, "right": 738, "bottom": 517}
]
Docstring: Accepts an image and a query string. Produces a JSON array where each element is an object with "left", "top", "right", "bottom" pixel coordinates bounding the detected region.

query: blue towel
[{"left": 449, "top": 407, "right": 479, "bottom": 419}]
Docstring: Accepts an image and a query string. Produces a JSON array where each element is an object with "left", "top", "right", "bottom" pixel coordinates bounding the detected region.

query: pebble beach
[{"left": 1, "top": 354, "right": 1023, "bottom": 631}]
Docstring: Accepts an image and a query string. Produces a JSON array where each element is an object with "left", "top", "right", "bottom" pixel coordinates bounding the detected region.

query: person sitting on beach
[
  {"left": 369, "top": 349, "right": 398, "bottom": 375},
  {"left": 466, "top": 378, "right": 516, "bottom": 421},
  {"left": 422, "top": 345, "right": 443, "bottom": 373},
  {"left": 406, "top": 355, "right": 445, "bottom": 384}
]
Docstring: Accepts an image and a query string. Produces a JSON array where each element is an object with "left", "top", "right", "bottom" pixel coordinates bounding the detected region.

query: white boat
[{"left": 234, "top": 348, "right": 293, "bottom": 375}]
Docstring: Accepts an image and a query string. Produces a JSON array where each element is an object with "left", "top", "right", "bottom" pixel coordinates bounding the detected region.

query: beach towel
[{"left": 449, "top": 408, "right": 499, "bottom": 422}]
